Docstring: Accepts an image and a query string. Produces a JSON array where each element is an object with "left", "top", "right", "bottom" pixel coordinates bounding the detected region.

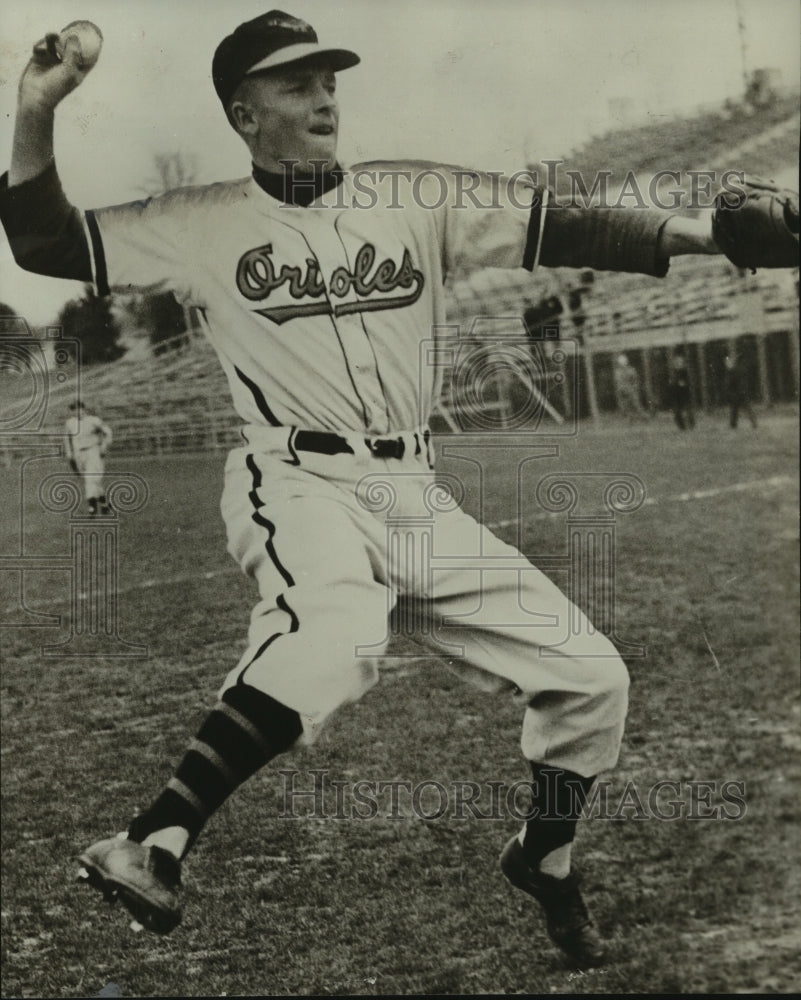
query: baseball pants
[
  {"left": 74, "top": 446, "right": 106, "bottom": 500},
  {"left": 219, "top": 428, "right": 629, "bottom": 778}
]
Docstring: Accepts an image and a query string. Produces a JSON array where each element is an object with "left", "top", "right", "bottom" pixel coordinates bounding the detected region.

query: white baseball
[{"left": 58, "top": 20, "right": 103, "bottom": 71}]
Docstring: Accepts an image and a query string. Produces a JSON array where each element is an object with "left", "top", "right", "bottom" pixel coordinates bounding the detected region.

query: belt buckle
[{"left": 366, "top": 436, "right": 405, "bottom": 460}]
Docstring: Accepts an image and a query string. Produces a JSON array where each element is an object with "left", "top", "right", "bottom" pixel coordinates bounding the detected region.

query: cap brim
[{"left": 246, "top": 43, "right": 360, "bottom": 76}]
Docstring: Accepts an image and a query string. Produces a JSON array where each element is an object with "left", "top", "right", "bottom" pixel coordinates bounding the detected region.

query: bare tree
[
  {"left": 139, "top": 150, "right": 199, "bottom": 197},
  {"left": 132, "top": 151, "right": 200, "bottom": 350}
]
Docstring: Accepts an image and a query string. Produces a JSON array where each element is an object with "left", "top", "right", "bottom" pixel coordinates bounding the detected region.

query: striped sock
[
  {"left": 127, "top": 684, "right": 302, "bottom": 856},
  {"left": 521, "top": 765, "right": 596, "bottom": 873}
]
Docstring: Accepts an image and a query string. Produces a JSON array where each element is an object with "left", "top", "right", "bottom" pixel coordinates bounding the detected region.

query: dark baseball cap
[{"left": 212, "top": 10, "right": 360, "bottom": 108}]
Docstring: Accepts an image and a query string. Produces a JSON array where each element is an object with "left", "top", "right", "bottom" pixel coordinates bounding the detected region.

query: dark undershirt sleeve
[
  {"left": 525, "top": 190, "right": 673, "bottom": 277},
  {"left": 0, "top": 162, "right": 92, "bottom": 282}
]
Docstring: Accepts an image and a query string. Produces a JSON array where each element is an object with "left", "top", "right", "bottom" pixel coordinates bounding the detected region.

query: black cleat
[
  {"left": 500, "top": 835, "right": 607, "bottom": 968},
  {"left": 77, "top": 837, "right": 182, "bottom": 934}
]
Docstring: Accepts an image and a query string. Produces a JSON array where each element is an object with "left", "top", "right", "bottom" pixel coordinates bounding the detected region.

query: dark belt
[{"left": 293, "top": 429, "right": 427, "bottom": 460}]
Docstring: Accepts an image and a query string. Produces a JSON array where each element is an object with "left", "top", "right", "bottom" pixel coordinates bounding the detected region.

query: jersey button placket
[{"left": 307, "top": 216, "right": 390, "bottom": 435}]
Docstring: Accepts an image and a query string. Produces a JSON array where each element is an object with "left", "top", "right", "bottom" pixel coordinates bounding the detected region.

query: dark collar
[{"left": 252, "top": 163, "right": 345, "bottom": 207}]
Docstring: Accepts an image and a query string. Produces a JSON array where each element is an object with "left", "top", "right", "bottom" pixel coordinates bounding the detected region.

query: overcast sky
[{"left": 1, "top": 0, "right": 799, "bottom": 324}]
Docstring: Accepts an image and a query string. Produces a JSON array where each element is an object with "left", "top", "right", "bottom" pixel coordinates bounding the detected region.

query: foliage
[
  {"left": 56, "top": 284, "right": 126, "bottom": 364},
  {"left": 0, "top": 302, "right": 24, "bottom": 335},
  {"left": 140, "top": 151, "right": 199, "bottom": 197},
  {"left": 129, "top": 150, "right": 197, "bottom": 354},
  {"left": 127, "top": 291, "right": 189, "bottom": 354}
]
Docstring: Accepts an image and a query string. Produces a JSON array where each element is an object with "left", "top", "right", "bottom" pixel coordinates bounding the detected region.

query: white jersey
[
  {"left": 65, "top": 412, "right": 112, "bottom": 454},
  {"left": 84, "top": 162, "right": 542, "bottom": 437}
]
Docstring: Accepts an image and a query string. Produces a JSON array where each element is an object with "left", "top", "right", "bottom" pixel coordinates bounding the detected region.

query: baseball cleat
[
  {"left": 500, "top": 835, "right": 607, "bottom": 968},
  {"left": 76, "top": 863, "right": 119, "bottom": 904},
  {"left": 77, "top": 837, "right": 182, "bottom": 934}
]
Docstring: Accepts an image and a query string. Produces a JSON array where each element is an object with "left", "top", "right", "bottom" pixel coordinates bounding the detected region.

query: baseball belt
[{"left": 293, "top": 428, "right": 431, "bottom": 460}]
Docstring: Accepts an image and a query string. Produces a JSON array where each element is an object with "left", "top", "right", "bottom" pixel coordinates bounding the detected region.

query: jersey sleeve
[
  {"left": 0, "top": 164, "right": 92, "bottom": 281},
  {"left": 366, "top": 162, "right": 673, "bottom": 278},
  {"left": 434, "top": 169, "right": 675, "bottom": 277},
  {"left": 540, "top": 195, "right": 672, "bottom": 276},
  {"left": 0, "top": 163, "right": 201, "bottom": 298},
  {"left": 86, "top": 188, "right": 202, "bottom": 299},
  {"left": 411, "top": 164, "right": 544, "bottom": 275}
]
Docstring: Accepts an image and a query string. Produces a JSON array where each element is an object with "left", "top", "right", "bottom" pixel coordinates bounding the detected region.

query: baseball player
[
  {"left": 1, "top": 9, "right": 797, "bottom": 969},
  {"left": 668, "top": 348, "right": 695, "bottom": 431},
  {"left": 613, "top": 353, "right": 647, "bottom": 420},
  {"left": 723, "top": 352, "right": 758, "bottom": 429},
  {"left": 64, "top": 400, "right": 112, "bottom": 515}
]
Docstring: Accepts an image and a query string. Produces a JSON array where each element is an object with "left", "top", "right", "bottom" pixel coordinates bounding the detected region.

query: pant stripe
[
  {"left": 237, "top": 593, "right": 300, "bottom": 684},
  {"left": 238, "top": 454, "right": 300, "bottom": 684},
  {"left": 245, "top": 453, "right": 295, "bottom": 588}
]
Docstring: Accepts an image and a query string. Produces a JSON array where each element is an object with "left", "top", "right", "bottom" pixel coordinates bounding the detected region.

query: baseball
[{"left": 58, "top": 20, "right": 103, "bottom": 71}]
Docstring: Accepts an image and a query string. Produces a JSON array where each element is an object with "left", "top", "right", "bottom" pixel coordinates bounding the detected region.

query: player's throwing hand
[{"left": 21, "top": 22, "right": 102, "bottom": 110}]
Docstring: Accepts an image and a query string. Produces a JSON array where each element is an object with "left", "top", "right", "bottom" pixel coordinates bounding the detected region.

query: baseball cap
[{"left": 212, "top": 10, "right": 360, "bottom": 108}]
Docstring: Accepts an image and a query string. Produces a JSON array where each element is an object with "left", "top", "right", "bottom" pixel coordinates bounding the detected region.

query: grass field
[{"left": 2, "top": 408, "right": 799, "bottom": 997}]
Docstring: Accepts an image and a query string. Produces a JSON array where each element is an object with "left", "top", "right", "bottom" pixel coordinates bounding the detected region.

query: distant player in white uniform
[
  {"left": 613, "top": 354, "right": 647, "bottom": 420},
  {"left": 2, "top": 9, "right": 789, "bottom": 968},
  {"left": 64, "top": 400, "right": 112, "bottom": 515}
]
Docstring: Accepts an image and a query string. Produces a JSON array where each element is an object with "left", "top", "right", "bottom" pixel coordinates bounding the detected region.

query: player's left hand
[{"left": 712, "top": 175, "right": 799, "bottom": 271}]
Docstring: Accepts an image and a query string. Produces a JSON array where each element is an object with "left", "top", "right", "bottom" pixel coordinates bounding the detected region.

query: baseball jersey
[
  {"left": 84, "top": 163, "right": 541, "bottom": 439},
  {"left": 65, "top": 412, "right": 111, "bottom": 453}
]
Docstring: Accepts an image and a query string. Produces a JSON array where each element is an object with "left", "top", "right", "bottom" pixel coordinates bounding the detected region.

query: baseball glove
[{"left": 712, "top": 175, "right": 799, "bottom": 271}]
